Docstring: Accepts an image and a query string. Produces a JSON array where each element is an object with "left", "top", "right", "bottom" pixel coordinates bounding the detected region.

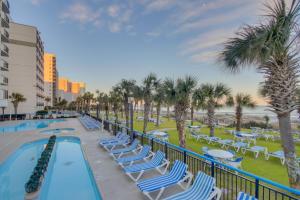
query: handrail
[{"left": 104, "top": 119, "right": 300, "bottom": 196}]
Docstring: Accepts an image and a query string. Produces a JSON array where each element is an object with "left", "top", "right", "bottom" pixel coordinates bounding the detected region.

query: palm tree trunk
[
  {"left": 156, "top": 103, "right": 161, "bottom": 127},
  {"left": 105, "top": 106, "right": 109, "bottom": 120},
  {"left": 124, "top": 99, "right": 130, "bottom": 128},
  {"left": 207, "top": 105, "right": 215, "bottom": 137},
  {"left": 177, "top": 120, "right": 186, "bottom": 148},
  {"left": 14, "top": 105, "right": 17, "bottom": 120},
  {"left": 167, "top": 106, "right": 170, "bottom": 120},
  {"left": 278, "top": 112, "right": 300, "bottom": 189},
  {"left": 236, "top": 106, "right": 242, "bottom": 131},
  {"left": 143, "top": 100, "right": 150, "bottom": 133},
  {"left": 150, "top": 103, "right": 154, "bottom": 118},
  {"left": 191, "top": 106, "right": 194, "bottom": 126}
]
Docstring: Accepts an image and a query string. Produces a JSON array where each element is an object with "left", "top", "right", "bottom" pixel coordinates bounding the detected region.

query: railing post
[
  {"left": 164, "top": 142, "right": 168, "bottom": 159},
  {"left": 255, "top": 179, "right": 259, "bottom": 198},
  {"left": 151, "top": 138, "right": 154, "bottom": 150},
  {"left": 211, "top": 162, "right": 215, "bottom": 177},
  {"left": 183, "top": 150, "right": 187, "bottom": 164}
]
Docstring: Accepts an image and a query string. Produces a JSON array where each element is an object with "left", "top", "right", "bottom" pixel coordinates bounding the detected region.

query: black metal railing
[{"left": 94, "top": 117, "right": 300, "bottom": 200}]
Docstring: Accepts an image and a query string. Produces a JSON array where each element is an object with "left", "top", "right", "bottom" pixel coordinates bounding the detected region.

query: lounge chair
[
  {"left": 109, "top": 139, "right": 141, "bottom": 159},
  {"left": 242, "top": 146, "right": 268, "bottom": 158},
  {"left": 124, "top": 151, "right": 169, "bottom": 182},
  {"left": 102, "top": 135, "right": 130, "bottom": 151},
  {"left": 164, "top": 172, "right": 222, "bottom": 200},
  {"left": 230, "top": 142, "right": 249, "bottom": 152},
  {"left": 201, "top": 146, "right": 209, "bottom": 154},
  {"left": 225, "top": 157, "right": 243, "bottom": 169},
  {"left": 116, "top": 145, "right": 152, "bottom": 167},
  {"left": 99, "top": 132, "right": 125, "bottom": 145},
  {"left": 237, "top": 192, "right": 257, "bottom": 200},
  {"left": 206, "top": 137, "right": 221, "bottom": 144},
  {"left": 137, "top": 160, "right": 193, "bottom": 200},
  {"left": 265, "top": 150, "right": 285, "bottom": 165},
  {"left": 217, "top": 139, "right": 234, "bottom": 149},
  {"left": 190, "top": 132, "right": 201, "bottom": 141}
]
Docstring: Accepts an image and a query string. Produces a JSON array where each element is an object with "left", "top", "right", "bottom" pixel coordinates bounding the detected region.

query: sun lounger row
[
  {"left": 99, "top": 134, "right": 222, "bottom": 200},
  {"left": 79, "top": 115, "right": 101, "bottom": 130}
]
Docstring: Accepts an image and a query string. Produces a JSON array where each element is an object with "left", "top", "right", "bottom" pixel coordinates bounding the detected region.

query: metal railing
[{"left": 92, "top": 116, "right": 300, "bottom": 200}]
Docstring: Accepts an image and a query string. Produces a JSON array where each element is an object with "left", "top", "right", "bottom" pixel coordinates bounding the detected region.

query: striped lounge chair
[
  {"left": 102, "top": 135, "right": 130, "bottom": 151},
  {"left": 237, "top": 192, "right": 257, "bottom": 200},
  {"left": 99, "top": 132, "right": 124, "bottom": 144},
  {"left": 116, "top": 145, "right": 152, "bottom": 167},
  {"left": 265, "top": 150, "right": 285, "bottom": 165},
  {"left": 164, "top": 172, "right": 221, "bottom": 200},
  {"left": 109, "top": 139, "right": 141, "bottom": 159},
  {"left": 124, "top": 151, "right": 170, "bottom": 182},
  {"left": 137, "top": 160, "right": 193, "bottom": 200}
]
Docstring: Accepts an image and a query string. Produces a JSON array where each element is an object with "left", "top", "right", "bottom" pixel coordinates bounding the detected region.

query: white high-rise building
[
  {"left": 7, "top": 22, "right": 45, "bottom": 116},
  {"left": 0, "top": 0, "right": 10, "bottom": 113}
]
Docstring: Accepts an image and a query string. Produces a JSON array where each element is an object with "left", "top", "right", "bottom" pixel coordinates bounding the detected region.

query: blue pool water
[
  {"left": 0, "top": 137, "right": 102, "bottom": 200},
  {"left": 0, "top": 119, "right": 65, "bottom": 133},
  {"left": 40, "top": 128, "right": 75, "bottom": 134}
]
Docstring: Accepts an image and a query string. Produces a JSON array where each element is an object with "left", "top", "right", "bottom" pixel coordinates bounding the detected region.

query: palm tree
[
  {"left": 220, "top": 0, "right": 300, "bottom": 188},
  {"left": 75, "top": 96, "right": 84, "bottom": 112},
  {"left": 264, "top": 115, "right": 270, "bottom": 128},
  {"left": 227, "top": 93, "right": 256, "bottom": 131},
  {"left": 153, "top": 82, "right": 165, "bottom": 127},
  {"left": 44, "top": 96, "right": 51, "bottom": 109},
  {"left": 9, "top": 93, "right": 26, "bottom": 120},
  {"left": 119, "top": 79, "right": 136, "bottom": 127},
  {"left": 132, "top": 85, "right": 143, "bottom": 115},
  {"left": 195, "top": 83, "right": 231, "bottom": 137},
  {"left": 191, "top": 92, "right": 202, "bottom": 126},
  {"left": 165, "top": 76, "right": 197, "bottom": 148},
  {"left": 109, "top": 88, "right": 122, "bottom": 123},
  {"left": 164, "top": 78, "right": 176, "bottom": 120},
  {"left": 82, "top": 92, "right": 94, "bottom": 113},
  {"left": 102, "top": 93, "right": 110, "bottom": 120},
  {"left": 142, "top": 73, "right": 159, "bottom": 133}
]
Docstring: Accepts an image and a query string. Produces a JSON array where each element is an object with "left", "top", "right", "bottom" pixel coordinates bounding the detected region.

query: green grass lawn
[{"left": 95, "top": 112, "right": 300, "bottom": 186}]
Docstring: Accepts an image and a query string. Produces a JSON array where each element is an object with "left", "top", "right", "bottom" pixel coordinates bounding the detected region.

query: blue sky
[{"left": 10, "top": 0, "right": 277, "bottom": 104}]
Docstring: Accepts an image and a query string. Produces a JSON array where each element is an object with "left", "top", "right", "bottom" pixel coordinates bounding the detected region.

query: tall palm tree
[
  {"left": 220, "top": 0, "right": 300, "bottom": 188},
  {"left": 119, "top": 79, "right": 136, "bottom": 127},
  {"left": 82, "top": 92, "right": 94, "bottom": 113},
  {"left": 195, "top": 83, "right": 231, "bottom": 136},
  {"left": 142, "top": 73, "right": 158, "bottom": 133},
  {"left": 167, "top": 76, "right": 197, "bottom": 148},
  {"left": 191, "top": 91, "right": 202, "bottom": 126},
  {"left": 153, "top": 82, "right": 165, "bottom": 127},
  {"left": 109, "top": 88, "right": 122, "bottom": 123},
  {"left": 227, "top": 93, "right": 256, "bottom": 131},
  {"left": 102, "top": 93, "right": 110, "bottom": 120},
  {"left": 164, "top": 79, "right": 176, "bottom": 120},
  {"left": 9, "top": 93, "right": 26, "bottom": 120},
  {"left": 132, "top": 85, "right": 143, "bottom": 115}
]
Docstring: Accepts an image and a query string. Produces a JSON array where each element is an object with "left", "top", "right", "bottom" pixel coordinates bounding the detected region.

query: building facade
[
  {"left": 7, "top": 22, "right": 44, "bottom": 115},
  {"left": 58, "top": 77, "right": 86, "bottom": 103},
  {"left": 44, "top": 53, "right": 57, "bottom": 107},
  {"left": 0, "top": 0, "right": 10, "bottom": 110}
]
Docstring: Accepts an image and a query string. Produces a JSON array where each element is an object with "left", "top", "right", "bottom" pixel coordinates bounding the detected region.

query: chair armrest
[
  {"left": 207, "top": 186, "right": 222, "bottom": 200},
  {"left": 178, "top": 171, "right": 193, "bottom": 190}
]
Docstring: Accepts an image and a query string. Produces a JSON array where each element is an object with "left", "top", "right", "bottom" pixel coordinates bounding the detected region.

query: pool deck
[{"left": 0, "top": 118, "right": 183, "bottom": 200}]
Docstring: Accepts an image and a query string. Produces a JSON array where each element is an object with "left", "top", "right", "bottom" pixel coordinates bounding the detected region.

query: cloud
[
  {"left": 30, "top": 0, "right": 44, "bottom": 5},
  {"left": 107, "top": 4, "right": 121, "bottom": 17},
  {"left": 145, "top": 0, "right": 179, "bottom": 12},
  {"left": 60, "top": 3, "right": 101, "bottom": 27},
  {"left": 146, "top": 31, "right": 161, "bottom": 37}
]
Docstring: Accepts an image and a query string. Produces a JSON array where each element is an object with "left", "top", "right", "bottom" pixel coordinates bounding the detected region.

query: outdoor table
[
  {"left": 207, "top": 149, "right": 234, "bottom": 160},
  {"left": 238, "top": 133, "right": 255, "bottom": 138},
  {"left": 150, "top": 131, "right": 169, "bottom": 142}
]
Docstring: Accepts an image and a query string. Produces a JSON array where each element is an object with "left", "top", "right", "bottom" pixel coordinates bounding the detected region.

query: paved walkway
[{"left": 0, "top": 118, "right": 183, "bottom": 200}]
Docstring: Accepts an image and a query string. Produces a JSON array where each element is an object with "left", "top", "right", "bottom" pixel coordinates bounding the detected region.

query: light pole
[{"left": 128, "top": 97, "right": 134, "bottom": 142}]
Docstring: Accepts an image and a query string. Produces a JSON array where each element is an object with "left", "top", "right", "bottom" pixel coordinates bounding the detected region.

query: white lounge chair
[
  {"left": 242, "top": 146, "right": 268, "bottom": 158},
  {"left": 265, "top": 150, "right": 285, "bottom": 165}
]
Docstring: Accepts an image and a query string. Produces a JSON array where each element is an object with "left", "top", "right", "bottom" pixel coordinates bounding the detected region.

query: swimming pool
[
  {"left": 40, "top": 128, "right": 75, "bottom": 134},
  {"left": 0, "top": 119, "right": 65, "bottom": 133},
  {"left": 0, "top": 137, "right": 102, "bottom": 200}
]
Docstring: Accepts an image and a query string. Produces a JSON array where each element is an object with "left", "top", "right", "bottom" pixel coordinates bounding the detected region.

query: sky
[{"left": 9, "top": 0, "right": 282, "bottom": 105}]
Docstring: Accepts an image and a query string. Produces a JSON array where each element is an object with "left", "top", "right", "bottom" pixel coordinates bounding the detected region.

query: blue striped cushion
[
  {"left": 124, "top": 151, "right": 165, "bottom": 173},
  {"left": 237, "top": 192, "right": 257, "bottom": 200},
  {"left": 137, "top": 160, "right": 186, "bottom": 192},
  {"left": 165, "top": 172, "right": 214, "bottom": 200},
  {"left": 110, "top": 139, "right": 139, "bottom": 154},
  {"left": 117, "top": 145, "right": 151, "bottom": 164}
]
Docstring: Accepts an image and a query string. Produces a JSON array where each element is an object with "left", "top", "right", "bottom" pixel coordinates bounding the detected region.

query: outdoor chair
[
  {"left": 237, "top": 192, "right": 257, "bottom": 200},
  {"left": 265, "top": 150, "right": 285, "bottom": 165},
  {"left": 109, "top": 139, "right": 141, "bottom": 159},
  {"left": 116, "top": 145, "right": 152, "bottom": 167}
]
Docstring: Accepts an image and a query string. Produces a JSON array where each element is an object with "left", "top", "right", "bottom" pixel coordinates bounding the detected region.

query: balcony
[
  {"left": 1, "top": 28, "right": 9, "bottom": 43},
  {"left": 1, "top": 43, "right": 8, "bottom": 57},
  {"left": 0, "top": 99, "right": 8, "bottom": 108},
  {"left": 0, "top": 59, "right": 8, "bottom": 71},
  {"left": 1, "top": 12, "right": 9, "bottom": 28},
  {"left": 2, "top": 0, "right": 10, "bottom": 14}
]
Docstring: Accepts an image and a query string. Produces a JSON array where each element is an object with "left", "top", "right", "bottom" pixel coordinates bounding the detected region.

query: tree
[
  {"left": 132, "top": 85, "right": 143, "bottom": 115},
  {"left": 44, "top": 96, "right": 51, "bottom": 110},
  {"left": 109, "top": 88, "right": 122, "bottom": 123},
  {"left": 103, "top": 94, "right": 110, "bottom": 120},
  {"left": 264, "top": 115, "right": 270, "bottom": 128},
  {"left": 142, "top": 73, "right": 159, "bottom": 133},
  {"left": 195, "top": 83, "right": 231, "bottom": 136},
  {"left": 75, "top": 96, "right": 84, "bottom": 112},
  {"left": 119, "top": 79, "right": 136, "bottom": 127},
  {"left": 9, "top": 93, "right": 26, "bottom": 120},
  {"left": 164, "top": 76, "right": 197, "bottom": 148},
  {"left": 164, "top": 78, "right": 176, "bottom": 120},
  {"left": 82, "top": 92, "right": 94, "bottom": 113},
  {"left": 227, "top": 93, "right": 256, "bottom": 131},
  {"left": 220, "top": 0, "right": 300, "bottom": 188},
  {"left": 153, "top": 82, "right": 165, "bottom": 127}
]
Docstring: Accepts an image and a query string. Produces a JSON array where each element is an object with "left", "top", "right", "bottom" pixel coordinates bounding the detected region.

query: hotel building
[
  {"left": 7, "top": 22, "right": 44, "bottom": 115},
  {"left": 44, "top": 53, "right": 57, "bottom": 107},
  {"left": 0, "top": 0, "right": 10, "bottom": 111},
  {"left": 58, "top": 77, "right": 86, "bottom": 102}
]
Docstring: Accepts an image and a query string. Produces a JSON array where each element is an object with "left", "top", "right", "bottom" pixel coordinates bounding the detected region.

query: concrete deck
[{"left": 0, "top": 118, "right": 183, "bottom": 200}]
